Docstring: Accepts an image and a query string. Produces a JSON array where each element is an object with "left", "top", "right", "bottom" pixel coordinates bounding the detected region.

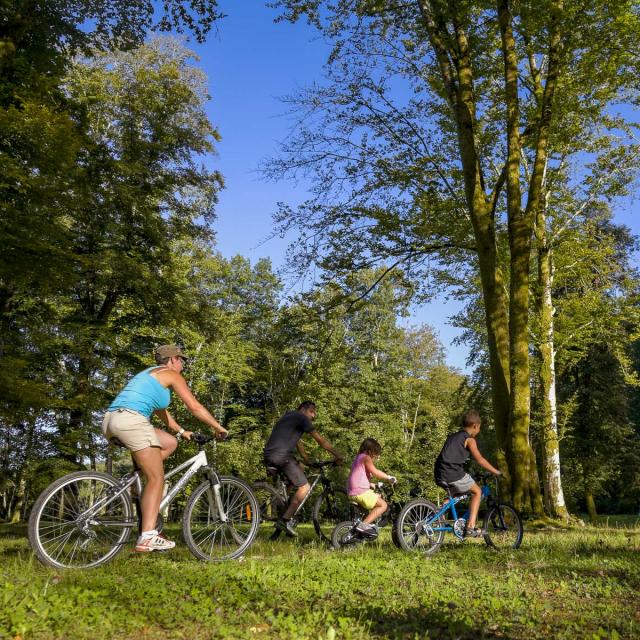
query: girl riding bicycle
[
  {"left": 347, "top": 438, "right": 396, "bottom": 537},
  {"left": 102, "top": 344, "right": 228, "bottom": 553}
]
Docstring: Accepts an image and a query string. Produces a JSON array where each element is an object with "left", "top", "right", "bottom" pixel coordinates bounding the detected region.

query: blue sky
[{"left": 184, "top": 1, "right": 638, "bottom": 373}]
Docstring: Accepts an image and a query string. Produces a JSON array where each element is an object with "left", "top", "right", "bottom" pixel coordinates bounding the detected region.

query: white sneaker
[
  {"left": 135, "top": 532, "right": 176, "bottom": 553},
  {"left": 355, "top": 522, "right": 378, "bottom": 538}
]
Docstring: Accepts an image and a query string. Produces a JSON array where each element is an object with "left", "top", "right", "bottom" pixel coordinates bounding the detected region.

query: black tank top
[{"left": 434, "top": 431, "right": 470, "bottom": 483}]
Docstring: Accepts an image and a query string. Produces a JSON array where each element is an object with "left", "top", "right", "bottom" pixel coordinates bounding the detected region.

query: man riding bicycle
[{"left": 263, "top": 401, "right": 344, "bottom": 537}]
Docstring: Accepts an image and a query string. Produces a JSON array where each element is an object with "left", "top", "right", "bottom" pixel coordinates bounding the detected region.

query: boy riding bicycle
[{"left": 434, "top": 410, "right": 501, "bottom": 538}]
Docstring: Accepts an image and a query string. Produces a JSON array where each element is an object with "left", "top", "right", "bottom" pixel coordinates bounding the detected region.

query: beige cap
[{"left": 154, "top": 345, "right": 189, "bottom": 361}]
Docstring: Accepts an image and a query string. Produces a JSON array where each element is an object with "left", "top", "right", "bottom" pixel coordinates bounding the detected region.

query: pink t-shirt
[{"left": 347, "top": 453, "right": 372, "bottom": 496}]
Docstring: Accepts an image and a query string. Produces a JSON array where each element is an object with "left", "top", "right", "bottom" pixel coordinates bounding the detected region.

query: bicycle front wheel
[
  {"left": 312, "top": 487, "right": 356, "bottom": 543},
  {"left": 183, "top": 476, "right": 260, "bottom": 561},
  {"left": 396, "top": 498, "right": 444, "bottom": 555},
  {"left": 331, "top": 520, "right": 358, "bottom": 550},
  {"left": 28, "top": 471, "right": 133, "bottom": 569},
  {"left": 483, "top": 503, "right": 523, "bottom": 550}
]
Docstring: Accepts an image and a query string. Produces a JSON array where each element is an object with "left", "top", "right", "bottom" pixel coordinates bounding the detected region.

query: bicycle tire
[
  {"left": 28, "top": 470, "right": 133, "bottom": 569},
  {"left": 396, "top": 498, "right": 444, "bottom": 555},
  {"left": 390, "top": 521, "right": 401, "bottom": 548},
  {"left": 252, "top": 481, "right": 286, "bottom": 523},
  {"left": 312, "top": 487, "right": 355, "bottom": 543},
  {"left": 331, "top": 520, "right": 358, "bottom": 549},
  {"left": 483, "top": 503, "right": 523, "bottom": 550},
  {"left": 183, "top": 476, "right": 260, "bottom": 561}
]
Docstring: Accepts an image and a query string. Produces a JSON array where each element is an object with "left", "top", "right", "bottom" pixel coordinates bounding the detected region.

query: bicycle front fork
[{"left": 205, "top": 468, "right": 227, "bottom": 523}]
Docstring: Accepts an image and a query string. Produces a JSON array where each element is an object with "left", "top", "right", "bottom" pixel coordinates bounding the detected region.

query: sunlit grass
[{"left": 1, "top": 518, "right": 639, "bottom": 639}]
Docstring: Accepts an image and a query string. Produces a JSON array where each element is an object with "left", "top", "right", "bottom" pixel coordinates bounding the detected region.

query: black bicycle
[
  {"left": 252, "top": 460, "right": 355, "bottom": 543},
  {"left": 331, "top": 482, "right": 402, "bottom": 549},
  {"left": 28, "top": 433, "right": 260, "bottom": 568}
]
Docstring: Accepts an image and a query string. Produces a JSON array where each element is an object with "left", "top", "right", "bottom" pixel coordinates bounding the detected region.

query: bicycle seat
[
  {"left": 437, "top": 481, "right": 464, "bottom": 500},
  {"left": 109, "top": 437, "right": 127, "bottom": 448},
  {"left": 266, "top": 466, "right": 280, "bottom": 477}
]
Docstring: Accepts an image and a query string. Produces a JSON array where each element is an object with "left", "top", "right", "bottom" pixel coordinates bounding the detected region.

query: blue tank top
[{"left": 108, "top": 367, "right": 171, "bottom": 419}]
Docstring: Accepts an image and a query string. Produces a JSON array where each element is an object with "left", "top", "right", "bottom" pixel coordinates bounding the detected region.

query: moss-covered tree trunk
[
  {"left": 420, "top": 0, "right": 511, "bottom": 450},
  {"left": 535, "top": 209, "right": 569, "bottom": 519},
  {"left": 498, "top": 0, "right": 537, "bottom": 512},
  {"left": 585, "top": 487, "right": 598, "bottom": 523}
]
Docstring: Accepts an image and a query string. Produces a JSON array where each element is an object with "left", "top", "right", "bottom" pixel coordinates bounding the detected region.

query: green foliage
[{"left": 559, "top": 342, "right": 640, "bottom": 514}]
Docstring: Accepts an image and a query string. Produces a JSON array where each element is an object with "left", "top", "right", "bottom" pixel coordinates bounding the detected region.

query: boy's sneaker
[
  {"left": 463, "top": 526, "right": 484, "bottom": 539},
  {"left": 274, "top": 518, "right": 298, "bottom": 538},
  {"left": 135, "top": 532, "right": 176, "bottom": 553},
  {"left": 355, "top": 522, "right": 379, "bottom": 539}
]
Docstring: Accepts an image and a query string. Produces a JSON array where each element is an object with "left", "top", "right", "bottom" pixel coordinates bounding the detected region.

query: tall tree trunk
[
  {"left": 584, "top": 487, "right": 598, "bottom": 523},
  {"left": 507, "top": 216, "right": 534, "bottom": 512},
  {"left": 420, "top": 0, "right": 511, "bottom": 448},
  {"left": 528, "top": 445, "right": 545, "bottom": 516},
  {"left": 9, "top": 417, "right": 36, "bottom": 522},
  {"left": 498, "top": 0, "right": 537, "bottom": 512},
  {"left": 535, "top": 209, "right": 569, "bottom": 519},
  {"left": 10, "top": 478, "right": 25, "bottom": 523}
]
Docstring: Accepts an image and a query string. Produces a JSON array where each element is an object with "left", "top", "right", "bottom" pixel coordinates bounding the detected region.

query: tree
[
  {"left": 0, "top": 0, "right": 224, "bottom": 418},
  {"left": 559, "top": 342, "right": 637, "bottom": 521},
  {"left": 269, "top": 0, "right": 640, "bottom": 512}
]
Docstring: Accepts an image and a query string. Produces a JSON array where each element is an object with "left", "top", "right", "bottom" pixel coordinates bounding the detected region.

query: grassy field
[{"left": 1, "top": 517, "right": 639, "bottom": 639}]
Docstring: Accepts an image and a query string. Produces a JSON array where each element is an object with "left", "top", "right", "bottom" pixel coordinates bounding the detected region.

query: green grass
[{"left": 1, "top": 519, "right": 639, "bottom": 639}]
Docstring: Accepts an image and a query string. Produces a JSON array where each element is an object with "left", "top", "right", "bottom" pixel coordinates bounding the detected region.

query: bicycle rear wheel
[
  {"left": 252, "top": 481, "right": 285, "bottom": 523},
  {"left": 183, "top": 476, "right": 260, "bottom": 561},
  {"left": 390, "top": 521, "right": 401, "bottom": 548},
  {"left": 483, "top": 503, "right": 523, "bottom": 550},
  {"left": 28, "top": 471, "right": 133, "bottom": 569},
  {"left": 312, "top": 487, "right": 356, "bottom": 543},
  {"left": 396, "top": 498, "right": 444, "bottom": 555}
]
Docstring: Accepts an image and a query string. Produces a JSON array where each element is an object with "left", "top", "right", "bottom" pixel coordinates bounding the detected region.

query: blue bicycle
[{"left": 395, "top": 473, "right": 523, "bottom": 554}]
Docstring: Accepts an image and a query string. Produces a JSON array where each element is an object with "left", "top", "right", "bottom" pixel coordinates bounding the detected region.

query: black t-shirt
[
  {"left": 434, "top": 431, "right": 471, "bottom": 483},
  {"left": 264, "top": 410, "right": 315, "bottom": 459}
]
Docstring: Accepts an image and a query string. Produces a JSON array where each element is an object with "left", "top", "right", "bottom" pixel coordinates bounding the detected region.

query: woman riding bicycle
[{"left": 101, "top": 344, "right": 228, "bottom": 553}]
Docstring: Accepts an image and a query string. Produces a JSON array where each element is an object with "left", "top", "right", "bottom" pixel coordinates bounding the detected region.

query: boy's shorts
[
  {"left": 349, "top": 489, "right": 379, "bottom": 511},
  {"left": 102, "top": 409, "right": 161, "bottom": 452},
  {"left": 438, "top": 473, "right": 475, "bottom": 495}
]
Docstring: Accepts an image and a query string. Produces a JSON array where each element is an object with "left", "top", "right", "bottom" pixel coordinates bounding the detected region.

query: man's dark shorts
[{"left": 264, "top": 455, "right": 308, "bottom": 488}]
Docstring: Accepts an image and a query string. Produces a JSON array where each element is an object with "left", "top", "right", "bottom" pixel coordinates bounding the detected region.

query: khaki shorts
[
  {"left": 102, "top": 409, "right": 161, "bottom": 452},
  {"left": 349, "top": 489, "right": 379, "bottom": 511}
]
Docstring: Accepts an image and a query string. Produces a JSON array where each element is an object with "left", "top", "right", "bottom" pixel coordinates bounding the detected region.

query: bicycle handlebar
[
  {"left": 307, "top": 460, "right": 339, "bottom": 469},
  {"left": 189, "top": 432, "right": 227, "bottom": 446},
  {"left": 477, "top": 471, "right": 500, "bottom": 482}
]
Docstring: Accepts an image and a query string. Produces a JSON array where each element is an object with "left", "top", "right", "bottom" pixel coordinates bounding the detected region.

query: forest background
[{"left": 1, "top": 0, "right": 639, "bottom": 527}]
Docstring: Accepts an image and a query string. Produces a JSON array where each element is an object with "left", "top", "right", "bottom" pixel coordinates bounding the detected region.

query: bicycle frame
[
  {"left": 426, "top": 484, "right": 493, "bottom": 540},
  {"left": 286, "top": 472, "right": 324, "bottom": 518},
  {"left": 270, "top": 466, "right": 332, "bottom": 519},
  {"left": 79, "top": 448, "right": 228, "bottom": 525}
]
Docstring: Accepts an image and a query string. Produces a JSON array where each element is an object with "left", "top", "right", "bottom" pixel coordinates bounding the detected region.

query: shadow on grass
[
  {"left": 0, "top": 523, "right": 28, "bottom": 538},
  {"left": 355, "top": 603, "right": 508, "bottom": 640}
]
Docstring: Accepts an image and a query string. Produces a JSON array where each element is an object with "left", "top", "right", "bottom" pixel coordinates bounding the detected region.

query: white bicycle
[{"left": 28, "top": 433, "right": 260, "bottom": 568}]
